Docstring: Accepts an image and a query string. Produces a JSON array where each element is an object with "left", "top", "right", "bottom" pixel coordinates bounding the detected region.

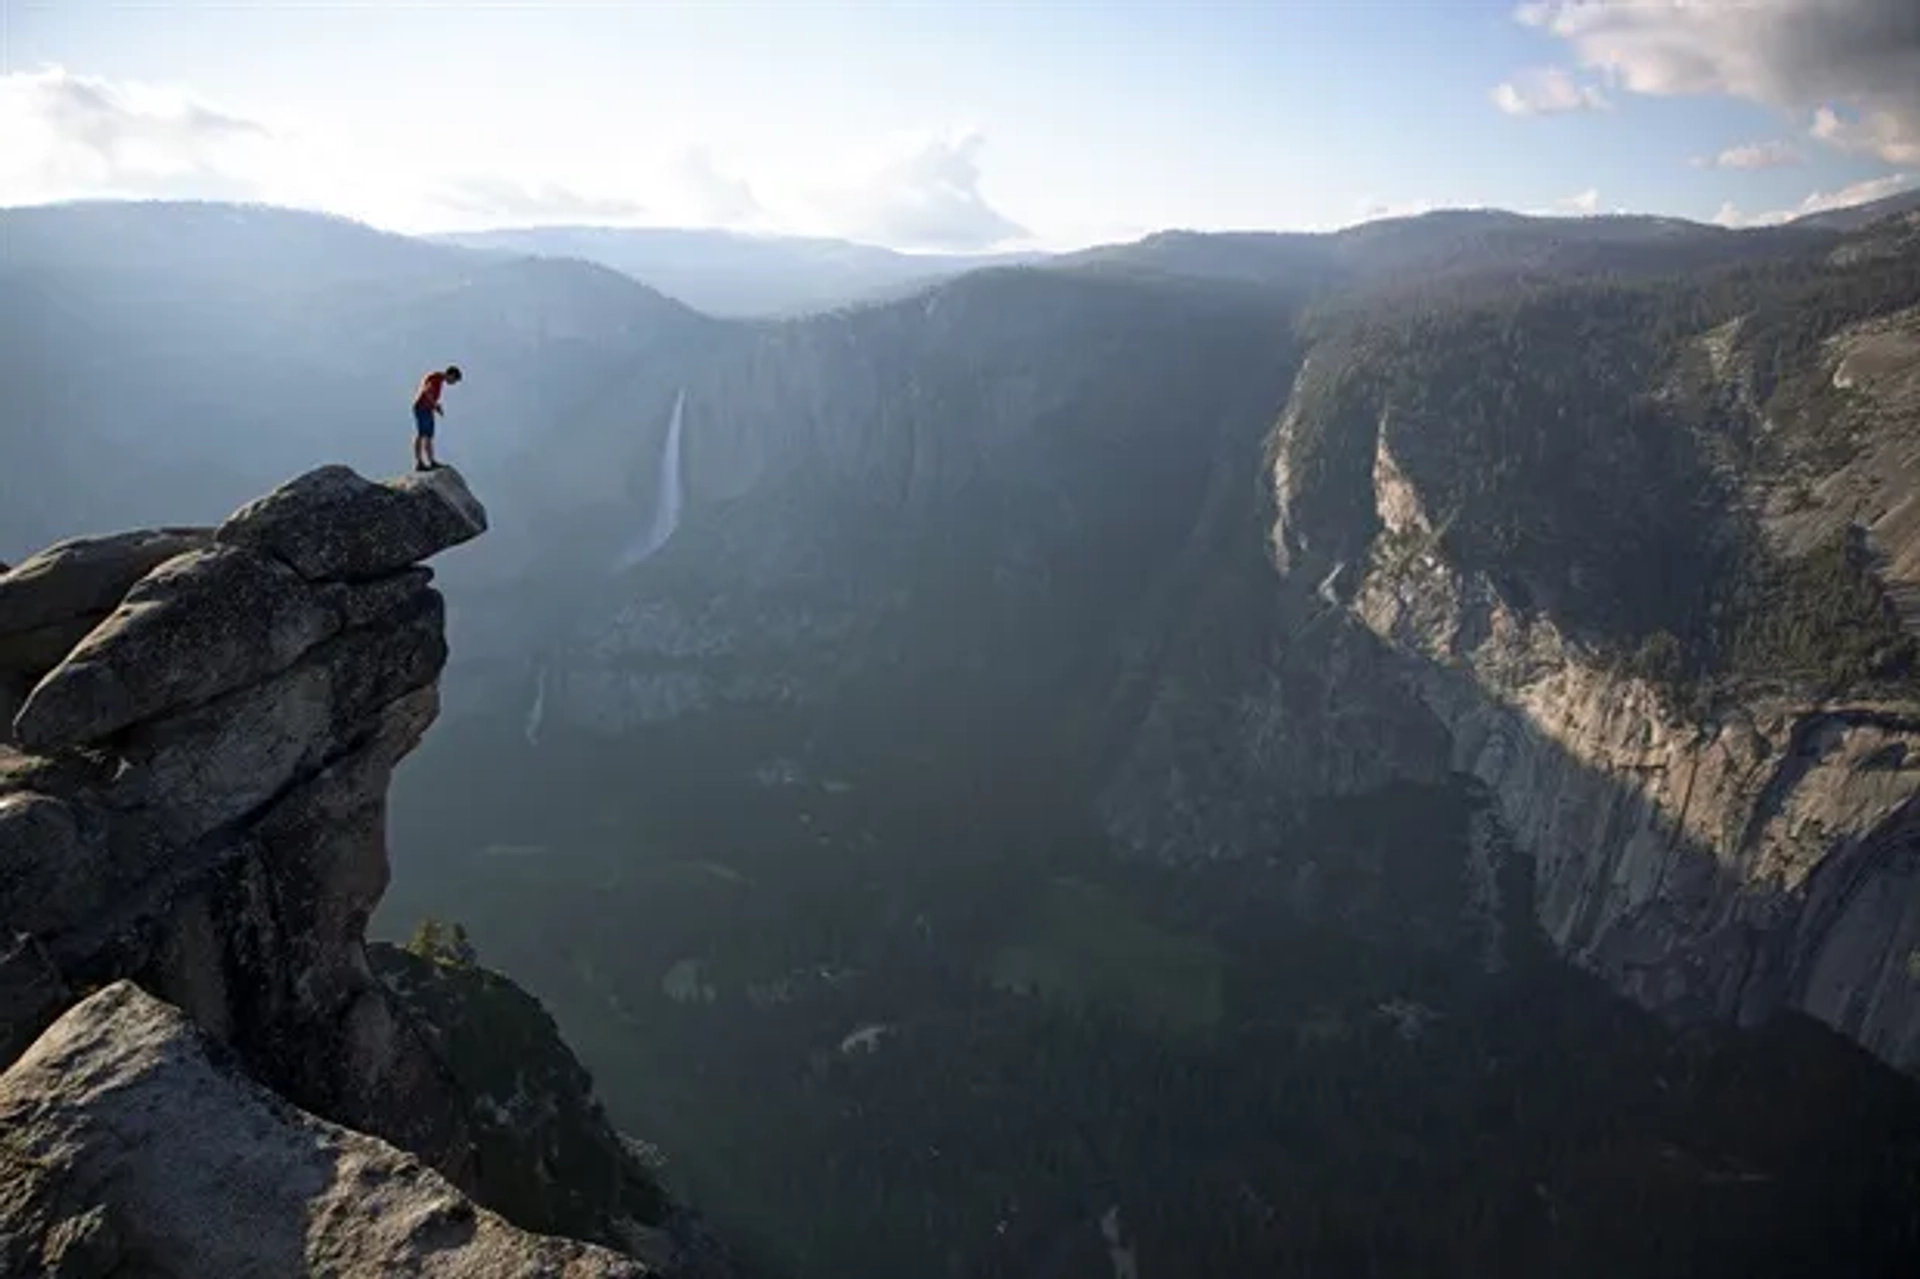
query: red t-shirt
[{"left": 414, "top": 371, "right": 447, "bottom": 410}]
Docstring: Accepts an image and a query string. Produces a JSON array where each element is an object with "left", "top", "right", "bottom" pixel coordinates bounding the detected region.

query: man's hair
[{"left": 444, "top": 365, "right": 463, "bottom": 382}]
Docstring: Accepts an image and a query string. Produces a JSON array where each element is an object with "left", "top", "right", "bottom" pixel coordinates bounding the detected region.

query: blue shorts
[{"left": 413, "top": 404, "right": 436, "bottom": 439}]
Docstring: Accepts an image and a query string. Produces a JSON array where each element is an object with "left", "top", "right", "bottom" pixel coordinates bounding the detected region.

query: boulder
[
  {"left": 13, "top": 546, "right": 337, "bottom": 752},
  {"left": 0, "top": 527, "right": 210, "bottom": 637},
  {"left": 0, "top": 615, "right": 110, "bottom": 684},
  {"left": 105, "top": 587, "right": 446, "bottom": 844},
  {"left": 217, "top": 465, "right": 488, "bottom": 582},
  {"left": 0, "top": 982, "right": 651, "bottom": 1279}
]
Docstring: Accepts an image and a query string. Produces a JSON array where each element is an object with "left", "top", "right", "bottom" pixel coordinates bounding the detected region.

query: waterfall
[
  {"left": 1099, "top": 1205, "right": 1140, "bottom": 1279},
  {"left": 618, "top": 388, "right": 688, "bottom": 570},
  {"left": 524, "top": 664, "right": 548, "bottom": 748}
]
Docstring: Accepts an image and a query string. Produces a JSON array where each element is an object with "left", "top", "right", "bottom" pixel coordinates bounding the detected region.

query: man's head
[{"left": 444, "top": 365, "right": 463, "bottom": 384}]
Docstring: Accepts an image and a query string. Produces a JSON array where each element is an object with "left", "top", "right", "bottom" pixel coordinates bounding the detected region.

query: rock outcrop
[
  {"left": 0, "top": 981, "right": 647, "bottom": 1278},
  {"left": 1351, "top": 526, "right": 1920, "bottom": 1068},
  {"left": 0, "top": 466, "right": 483, "bottom": 1159},
  {"left": 372, "top": 943, "right": 736, "bottom": 1276},
  {"left": 1268, "top": 342, "right": 1920, "bottom": 1073},
  {"left": 0, "top": 528, "right": 212, "bottom": 752},
  {"left": 0, "top": 464, "right": 722, "bottom": 1273}
]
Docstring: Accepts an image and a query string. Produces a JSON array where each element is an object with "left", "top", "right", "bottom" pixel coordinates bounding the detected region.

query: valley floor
[{"left": 380, "top": 712, "right": 1920, "bottom": 1279}]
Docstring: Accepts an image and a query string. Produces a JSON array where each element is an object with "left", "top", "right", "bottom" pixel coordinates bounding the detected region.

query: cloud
[
  {"left": 668, "top": 146, "right": 762, "bottom": 226},
  {"left": 1514, "top": 0, "right": 1920, "bottom": 165},
  {"left": 0, "top": 63, "right": 435, "bottom": 225},
  {"left": 1787, "top": 171, "right": 1917, "bottom": 217},
  {"left": 1710, "top": 200, "right": 1747, "bottom": 230},
  {"left": 0, "top": 64, "right": 275, "bottom": 203},
  {"left": 2, "top": 66, "right": 1024, "bottom": 249},
  {"left": 1556, "top": 187, "right": 1601, "bottom": 214},
  {"left": 436, "top": 150, "right": 766, "bottom": 230},
  {"left": 786, "top": 130, "right": 1027, "bottom": 250},
  {"left": 1695, "top": 139, "right": 1804, "bottom": 170},
  {"left": 434, "top": 175, "right": 649, "bottom": 223},
  {"left": 1354, "top": 195, "right": 1439, "bottom": 222},
  {"left": 1492, "top": 65, "right": 1611, "bottom": 115},
  {"left": 1713, "top": 171, "right": 1916, "bottom": 227},
  {"left": 1812, "top": 104, "right": 1920, "bottom": 165}
]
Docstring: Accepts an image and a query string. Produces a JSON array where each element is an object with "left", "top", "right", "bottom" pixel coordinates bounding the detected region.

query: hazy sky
[{"left": 3, "top": 0, "right": 1916, "bottom": 250}]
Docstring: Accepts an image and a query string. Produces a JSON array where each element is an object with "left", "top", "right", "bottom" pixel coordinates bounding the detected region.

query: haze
[
  {"left": 5, "top": 4, "right": 1920, "bottom": 1279},
  {"left": 6, "top": 0, "right": 1917, "bottom": 246}
]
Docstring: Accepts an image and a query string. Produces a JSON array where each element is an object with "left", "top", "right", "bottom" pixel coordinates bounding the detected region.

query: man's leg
[{"left": 413, "top": 407, "right": 434, "bottom": 471}]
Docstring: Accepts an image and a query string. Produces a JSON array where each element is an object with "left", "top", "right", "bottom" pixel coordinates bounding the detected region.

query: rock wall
[
  {"left": 1343, "top": 428, "right": 1920, "bottom": 1071},
  {"left": 0, "top": 465, "right": 727, "bottom": 1273}
]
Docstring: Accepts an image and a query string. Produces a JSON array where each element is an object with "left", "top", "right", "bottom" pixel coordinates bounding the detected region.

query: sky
[{"left": 2, "top": 0, "right": 1917, "bottom": 252}]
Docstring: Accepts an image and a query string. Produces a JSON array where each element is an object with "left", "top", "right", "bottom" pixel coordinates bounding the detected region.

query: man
[{"left": 412, "top": 364, "right": 463, "bottom": 471}]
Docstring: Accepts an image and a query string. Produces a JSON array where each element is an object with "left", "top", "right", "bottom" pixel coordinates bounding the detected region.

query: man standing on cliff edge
[{"left": 412, "top": 364, "right": 463, "bottom": 472}]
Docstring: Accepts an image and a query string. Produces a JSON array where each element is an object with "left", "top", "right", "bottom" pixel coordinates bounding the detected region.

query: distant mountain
[
  {"left": 427, "top": 224, "right": 1047, "bottom": 318},
  {"left": 1791, "top": 183, "right": 1920, "bottom": 233},
  {"left": 0, "top": 199, "right": 717, "bottom": 556},
  {"left": 1058, "top": 208, "right": 1832, "bottom": 306}
]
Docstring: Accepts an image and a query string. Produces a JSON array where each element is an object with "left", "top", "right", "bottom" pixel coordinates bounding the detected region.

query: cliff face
[
  {"left": 0, "top": 465, "right": 721, "bottom": 1274},
  {"left": 1349, "top": 494, "right": 1920, "bottom": 1065},
  {"left": 1264, "top": 298, "right": 1920, "bottom": 1072}
]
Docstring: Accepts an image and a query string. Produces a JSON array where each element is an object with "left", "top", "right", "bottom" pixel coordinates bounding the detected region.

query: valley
[
  {"left": 380, "top": 717, "right": 1920, "bottom": 1278},
  {"left": 8, "top": 197, "right": 1920, "bottom": 1277}
]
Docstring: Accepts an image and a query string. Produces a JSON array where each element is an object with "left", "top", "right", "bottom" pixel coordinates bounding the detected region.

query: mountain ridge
[
  {"left": 8, "top": 194, "right": 1920, "bottom": 1276},
  {"left": 428, "top": 222, "right": 1046, "bottom": 319}
]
